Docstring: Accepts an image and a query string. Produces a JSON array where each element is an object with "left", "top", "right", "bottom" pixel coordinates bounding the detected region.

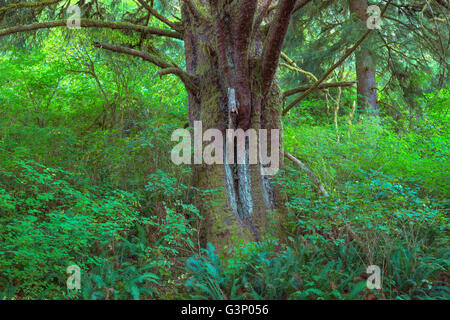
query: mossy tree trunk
[{"left": 182, "top": 0, "right": 296, "bottom": 251}]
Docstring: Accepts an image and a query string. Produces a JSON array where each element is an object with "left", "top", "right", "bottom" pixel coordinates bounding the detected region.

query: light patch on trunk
[
  {"left": 260, "top": 161, "right": 274, "bottom": 210},
  {"left": 236, "top": 147, "right": 253, "bottom": 218},
  {"left": 224, "top": 151, "right": 238, "bottom": 216},
  {"left": 224, "top": 141, "right": 254, "bottom": 220},
  {"left": 225, "top": 87, "right": 253, "bottom": 221}
]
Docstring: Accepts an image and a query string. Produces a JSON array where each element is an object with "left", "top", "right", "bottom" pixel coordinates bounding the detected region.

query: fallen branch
[{"left": 284, "top": 152, "right": 329, "bottom": 197}]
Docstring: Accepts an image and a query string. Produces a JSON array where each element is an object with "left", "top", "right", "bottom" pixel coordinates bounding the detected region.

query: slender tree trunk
[
  {"left": 349, "top": 0, "right": 379, "bottom": 116},
  {"left": 182, "top": 1, "right": 289, "bottom": 251}
]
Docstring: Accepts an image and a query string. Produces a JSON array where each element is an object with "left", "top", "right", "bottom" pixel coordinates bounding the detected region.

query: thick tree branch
[
  {"left": 93, "top": 41, "right": 172, "bottom": 68},
  {"left": 285, "top": 152, "right": 329, "bottom": 197},
  {"left": 235, "top": 0, "right": 258, "bottom": 51},
  {"left": 213, "top": 0, "right": 233, "bottom": 87},
  {"left": 93, "top": 42, "right": 198, "bottom": 93},
  {"left": 252, "top": 0, "right": 273, "bottom": 39},
  {"left": 261, "top": 0, "right": 297, "bottom": 94},
  {"left": 283, "top": 0, "right": 393, "bottom": 115},
  {"left": 0, "top": 19, "right": 183, "bottom": 40},
  {"left": 156, "top": 67, "right": 198, "bottom": 93},
  {"left": 234, "top": 0, "right": 258, "bottom": 129},
  {"left": 183, "top": 0, "right": 208, "bottom": 23},
  {"left": 283, "top": 82, "right": 356, "bottom": 97}
]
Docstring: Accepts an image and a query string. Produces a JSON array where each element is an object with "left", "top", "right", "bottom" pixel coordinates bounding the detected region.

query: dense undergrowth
[{"left": 0, "top": 43, "right": 448, "bottom": 299}]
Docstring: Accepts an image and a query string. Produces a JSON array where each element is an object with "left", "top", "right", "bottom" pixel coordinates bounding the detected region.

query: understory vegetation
[
  {"left": 0, "top": 0, "right": 448, "bottom": 300},
  {"left": 1, "top": 42, "right": 448, "bottom": 300}
]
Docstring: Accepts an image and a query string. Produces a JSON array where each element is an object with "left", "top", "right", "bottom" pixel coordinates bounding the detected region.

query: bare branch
[
  {"left": 282, "top": 34, "right": 368, "bottom": 115},
  {"left": 280, "top": 62, "right": 318, "bottom": 80},
  {"left": 283, "top": 82, "right": 356, "bottom": 97},
  {"left": 92, "top": 41, "right": 173, "bottom": 68},
  {"left": 0, "top": 19, "right": 183, "bottom": 40}
]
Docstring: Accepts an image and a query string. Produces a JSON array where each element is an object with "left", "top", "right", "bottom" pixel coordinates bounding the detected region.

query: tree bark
[
  {"left": 182, "top": 1, "right": 290, "bottom": 251},
  {"left": 349, "top": 0, "right": 380, "bottom": 116}
]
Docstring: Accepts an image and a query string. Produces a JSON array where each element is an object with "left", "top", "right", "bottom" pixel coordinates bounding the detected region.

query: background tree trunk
[{"left": 349, "top": 0, "right": 380, "bottom": 116}]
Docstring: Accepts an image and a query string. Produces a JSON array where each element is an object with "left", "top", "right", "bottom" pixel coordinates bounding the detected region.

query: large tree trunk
[
  {"left": 349, "top": 0, "right": 380, "bottom": 116},
  {"left": 182, "top": 1, "right": 291, "bottom": 251}
]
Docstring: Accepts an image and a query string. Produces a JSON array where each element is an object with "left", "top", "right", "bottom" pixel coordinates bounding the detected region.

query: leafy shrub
[
  {"left": 0, "top": 159, "right": 147, "bottom": 298},
  {"left": 0, "top": 160, "right": 202, "bottom": 299}
]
